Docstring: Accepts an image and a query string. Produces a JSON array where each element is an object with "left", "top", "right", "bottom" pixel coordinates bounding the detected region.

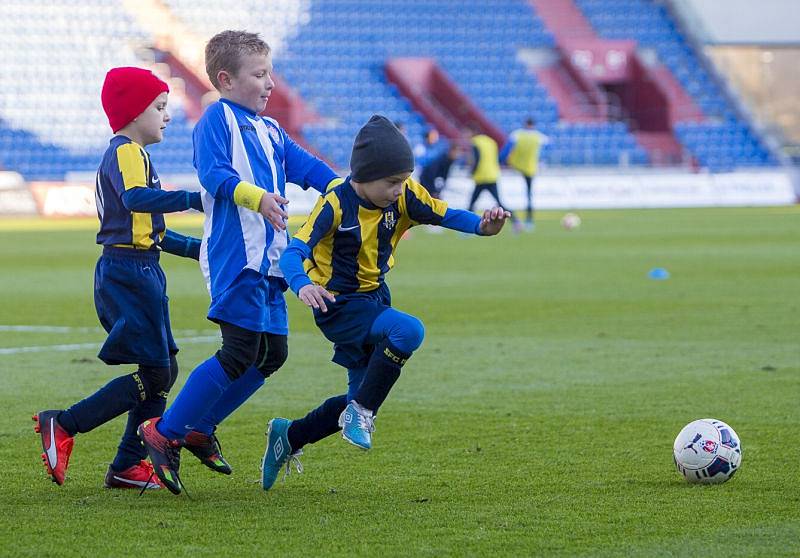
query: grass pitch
[{"left": 1, "top": 207, "right": 798, "bottom": 557}]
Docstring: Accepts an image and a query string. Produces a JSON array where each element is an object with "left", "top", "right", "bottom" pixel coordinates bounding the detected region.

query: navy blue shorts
[
  {"left": 208, "top": 269, "right": 289, "bottom": 335},
  {"left": 313, "top": 283, "right": 391, "bottom": 369},
  {"left": 94, "top": 247, "right": 177, "bottom": 368}
]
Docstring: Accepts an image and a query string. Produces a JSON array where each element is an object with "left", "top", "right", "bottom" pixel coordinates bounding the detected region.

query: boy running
[
  {"left": 34, "top": 67, "right": 203, "bottom": 489},
  {"left": 260, "top": 115, "right": 509, "bottom": 490},
  {"left": 138, "top": 30, "right": 340, "bottom": 495}
]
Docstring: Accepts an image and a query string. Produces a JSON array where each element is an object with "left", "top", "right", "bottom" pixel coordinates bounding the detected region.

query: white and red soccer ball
[
  {"left": 673, "top": 419, "right": 742, "bottom": 484},
  {"left": 561, "top": 212, "right": 581, "bottom": 230}
]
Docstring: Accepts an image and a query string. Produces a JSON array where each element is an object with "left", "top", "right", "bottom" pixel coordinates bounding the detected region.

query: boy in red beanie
[{"left": 33, "top": 66, "right": 213, "bottom": 490}]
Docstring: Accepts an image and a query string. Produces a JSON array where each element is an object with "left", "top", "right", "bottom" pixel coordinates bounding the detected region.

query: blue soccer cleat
[
  {"left": 261, "top": 418, "right": 303, "bottom": 491},
  {"left": 338, "top": 401, "right": 375, "bottom": 450}
]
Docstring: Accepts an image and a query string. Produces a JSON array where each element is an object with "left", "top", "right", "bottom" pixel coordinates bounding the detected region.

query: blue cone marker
[{"left": 648, "top": 267, "right": 670, "bottom": 280}]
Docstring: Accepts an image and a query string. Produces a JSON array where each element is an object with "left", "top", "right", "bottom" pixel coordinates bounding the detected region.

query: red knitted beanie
[{"left": 101, "top": 67, "right": 169, "bottom": 133}]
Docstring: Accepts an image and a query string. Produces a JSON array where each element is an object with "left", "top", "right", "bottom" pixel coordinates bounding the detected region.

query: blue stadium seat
[
  {"left": 0, "top": 0, "right": 776, "bottom": 177},
  {"left": 574, "top": 0, "right": 775, "bottom": 168}
]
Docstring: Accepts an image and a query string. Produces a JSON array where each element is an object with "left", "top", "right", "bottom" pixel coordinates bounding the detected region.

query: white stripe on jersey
[
  {"left": 95, "top": 171, "right": 104, "bottom": 220},
  {"left": 223, "top": 102, "right": 267, "bottom": 273},
  {"left": 199, "top": 188, "right": 214, "bottom": 293},
  {"left": 253, "top": 117, "right": 288, "bottom": 278}
]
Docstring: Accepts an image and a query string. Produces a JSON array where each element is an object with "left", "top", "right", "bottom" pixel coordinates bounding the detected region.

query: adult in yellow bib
[
  {"left": 468, "top": 130, "right": 521, "bottom": 231},
  {"left": 500, "top": 118, "right": 549, "bottom": 231}
]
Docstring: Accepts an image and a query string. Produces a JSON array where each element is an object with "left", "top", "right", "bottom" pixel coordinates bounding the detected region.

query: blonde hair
[{"left": 205, "top": 30, "right": 271, "bottom": 90}]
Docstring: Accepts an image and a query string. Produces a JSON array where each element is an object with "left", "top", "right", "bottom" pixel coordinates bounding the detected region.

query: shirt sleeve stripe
[{"left": 116, "top": 143, "right": 148, "bottom": 191}]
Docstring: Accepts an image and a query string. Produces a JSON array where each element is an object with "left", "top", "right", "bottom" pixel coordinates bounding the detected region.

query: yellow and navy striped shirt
[
  {"left": 95, "top": 135, "right": 165, "bottom": 249},
  {"left": 294, "top": 177, "right": 447, "bottom": 293}
]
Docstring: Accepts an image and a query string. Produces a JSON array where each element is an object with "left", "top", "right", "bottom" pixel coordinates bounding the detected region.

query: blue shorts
[
  {"left": 313, "top": 283, "right": 392, "bottom": 369},
  {"left": 94, "top": 247, "right": 177, "bottom": 368},
  {"left": 208, "top": 269, "right": 289, "bottom": 334}
]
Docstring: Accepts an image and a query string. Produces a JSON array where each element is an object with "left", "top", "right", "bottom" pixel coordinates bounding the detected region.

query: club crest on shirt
[
  {"left": 268, "top": 125, "right": 281, "bottom": 144},
  {"left": 383, "top": 210, "right": 396, "bottom": 230}
]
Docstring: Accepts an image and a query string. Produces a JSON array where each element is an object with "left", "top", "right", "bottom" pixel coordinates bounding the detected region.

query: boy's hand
[
  {"left": 259, "top": 192, "right": 290, "bottom": 231},
  {"left": 298, "top": 284, "right": 336, "bottom": 313},
  {"left": 479, "top": 207, "right": 511, "bottom": 236}
]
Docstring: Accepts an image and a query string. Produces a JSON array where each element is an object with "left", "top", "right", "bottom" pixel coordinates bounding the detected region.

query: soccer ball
[
  {"left": 673, "top": 419, "right": 742, "bottom": 484},
  {"left": 561, "top": 212, "right": 581, "bottom": 230}
]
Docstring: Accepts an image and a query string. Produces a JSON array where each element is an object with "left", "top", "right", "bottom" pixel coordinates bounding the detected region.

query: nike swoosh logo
[
  {"left": 112, "top": 475, "right": 159, "bottom": 488},
  {"left": 337, "top": 224, "right": 360, "bottom": 232},
  {"left": 152, "top": 177, "right": 160, "bottom": 183},
  {"left": 46, "top": 418, "right": 58, "bottom": 467}
]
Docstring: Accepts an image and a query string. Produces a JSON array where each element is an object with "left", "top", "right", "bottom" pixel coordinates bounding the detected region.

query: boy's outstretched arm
[
  {"left": 281, "top": 129, "right": 341, "bottom": 193},
  {"left": 121, "top": 188, "right": 203, "bottom": 214},
  {"left": 439, "top": 207, "right": 510, "bottom": 236},
  {"left": 477, "top": 207, "right": 511, "bottom": 236},
  {"left": 160, "top": 229, "right": 201, "bottom": 260},
  {"left": 115, "top": 143, "right": 204, "bottom": 214},
  {"left": 279, "top": 238, "right": 335, "bottom": 312},
  {"left": 403, "top": 179, "right": 508, "bottom": 236}
]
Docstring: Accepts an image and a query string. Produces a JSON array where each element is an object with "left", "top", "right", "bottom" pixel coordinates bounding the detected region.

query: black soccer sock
[
  {"left": 111, "top": 393, "right": 168, "bottom": 471},
  {"left": 354, "top": 340, "right": 411, "bottom": 412},
  {"left": 59, "top": 372, "right": 148, "bottom": 435},
  {"left": 525, "top": 176, "right": 534, "bottom": 222},
  {"left": 287, "top": 394, "right": 348, "bottom": 451}
]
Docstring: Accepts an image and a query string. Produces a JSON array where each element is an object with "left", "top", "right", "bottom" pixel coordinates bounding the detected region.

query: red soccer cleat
[
  {"left": 33, "top": 410, "right": 74, "bottom": 485},
  {"left": 137, "top": 417, "right": 183, "bottom": 495},
  {"left": 184, "top": 430, "right": 232, "bottom": 475},
  {"left": 104, "top": 460, "right": 163, "bottom": 490}
]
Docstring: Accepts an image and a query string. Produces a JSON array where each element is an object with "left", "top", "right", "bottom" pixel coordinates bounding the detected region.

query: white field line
[
  {"left": 0, "top": 325, "right": 102, "bottom": 333},
  {"left": 0, "top": 335, "right": 220, "bottom": 356},
  {"left": 0, "top": 325, "right": 217, "bottom": 335}
]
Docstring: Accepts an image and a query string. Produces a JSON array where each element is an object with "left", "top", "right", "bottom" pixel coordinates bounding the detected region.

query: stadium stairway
[
  {"left": 529, "top": 0, "right": 689, "bottom": 164},
  {"left": 575, "top": 0, "right": 777, "bottom": 170},
  {"left": 384, "top": 58, "right": 505, "bottom": 145},
  {"left": 276, "top": 0, "right": 651, "bottom": 168}
]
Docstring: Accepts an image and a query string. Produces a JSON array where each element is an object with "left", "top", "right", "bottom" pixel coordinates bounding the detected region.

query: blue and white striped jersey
[{"left": 193, "top": 98, "right": 337, "bottom": 298}]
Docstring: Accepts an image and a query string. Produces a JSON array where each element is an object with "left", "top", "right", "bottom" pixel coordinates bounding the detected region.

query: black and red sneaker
[
  {"left": 184, "top": 431, "right": 232, "bottom": 475},
  {"left": 104, "top": 460, "right": 163, "bottom": 490},
  {"left": 137, "top": 418, "right": 183, "bottom": 495},
  {"left": 33, "top": 410, "right": 74, "bottom": 486}
]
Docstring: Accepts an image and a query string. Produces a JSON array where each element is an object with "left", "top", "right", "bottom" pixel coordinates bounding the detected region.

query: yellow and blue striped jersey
[
  {"left": 95, "top": 135, "right": 165, "bottom": 249},
  {"left": 294, "top": 177, "right": 447, "bottom": 293}
]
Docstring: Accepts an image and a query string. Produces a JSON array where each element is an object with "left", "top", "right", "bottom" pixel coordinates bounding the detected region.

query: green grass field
[{"left": 1, "top": 208, "right": 798, "bottom": 557}]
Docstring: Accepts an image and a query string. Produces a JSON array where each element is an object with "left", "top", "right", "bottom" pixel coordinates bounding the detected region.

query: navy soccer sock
[
  {"left": 287, "top": 394, "right": 348, "bottom": 451},
  {"left": 353, "top": 340, "right": 411, "bottom": 412},
  {"left": 347, "top": 366, "right": 367, "bottom": 402},
  {"left": 111, "top": 394, "right": 167, "bottom": 471},
  {"left": 58, "top": 372, "right": 148, "bottom": 436}
]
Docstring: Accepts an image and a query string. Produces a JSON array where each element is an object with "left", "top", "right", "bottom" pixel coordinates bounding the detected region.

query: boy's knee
[
  {"left": 376, "top": 309, "right": 426, "bottom": 355},
  {"left": 256, "top": 335, "right": 288, "bottom": 378},
  {"left": 166, "top": 354, "right": 179, "bottom": 392},
  {"left": 138, "top": 365, "right": 172, "bottom": 397},
  {"left": 396, "top": 314, "right": 425, "bottom": 353},
  {"left": 216, "top": 346, "right": 258, "bottom": 380},
  {"left": 214, "top": 321, "right": 264, "bottom": 379}
]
